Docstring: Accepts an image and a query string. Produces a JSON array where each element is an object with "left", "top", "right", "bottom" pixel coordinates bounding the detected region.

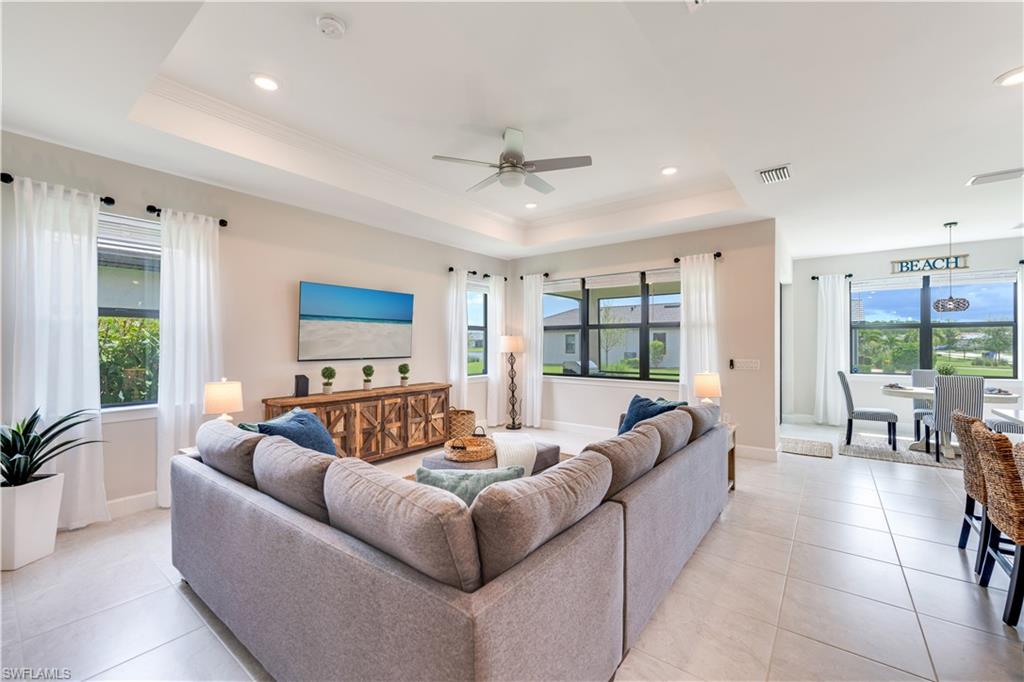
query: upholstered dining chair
[
  {"left": 951, "top": 411, "right": 989, "bottom": 573},
  {"left": 911, "top": 369, "right": 937, "bottom": 441},
  {"left": 923, "top": 375, "right": 983, "bottom": 462},
  {"left": 986, "top": 416, "right": 1024, "bottom": 436},
  {"left": 973, "top": 422, "right": 1024, "bottom": 627},
  {"left": 838, "top": 371, "right": 898, "bottom": 451}
]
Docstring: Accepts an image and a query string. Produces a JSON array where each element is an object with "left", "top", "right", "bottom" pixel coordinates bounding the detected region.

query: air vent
[
  {"left": 967, "top": 167, "right": 1024, "bottom": 186},
  {"left": 758, "top": 165, "right": 791, "bottom": 184}
]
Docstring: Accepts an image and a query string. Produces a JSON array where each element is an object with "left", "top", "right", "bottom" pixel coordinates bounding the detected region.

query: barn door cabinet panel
[{"left": 262, "top": 383, "right": 451, "bottom": 462}]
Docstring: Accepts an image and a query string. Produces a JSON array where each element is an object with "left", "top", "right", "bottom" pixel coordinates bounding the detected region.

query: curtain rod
[
  {"left": 147, "top": 204, "right": 228, "bottom": 228},
  {"left": 811, "top": 274, "right": 854, "bottom": 281},
  {"left": 2, "top": 171, "right": 115, "bottom": 206},
  {"left": 519, "top": 273, "right": 550, "bottom": 280},
  {"left": 447, "top": 266, "right": 508, "bottom": 281},
  {"left": 673, "top": 251, "right": 722, "bottom": 263}
]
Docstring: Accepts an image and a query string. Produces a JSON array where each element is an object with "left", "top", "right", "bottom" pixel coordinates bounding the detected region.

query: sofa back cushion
[
  {"left": 471, "top": 451, "right": 612, "bottom": 583},
  {"left": 678, "top": 405, "right": 720, "bottom": 443},
  {"left": 583, "top": 423, "right": 661, "bottom": 498},
  {"left": 324, "top": 458, "right": 481, "bottom": 592},
  {"left": 253, "top": 436, "right": 336, "bottom": 523},
  {"left": 196, "top": 419, "right": 265, "bottom": 487},
  {"left": 645, "top": 410, "right": 694, "bottom": 463}
]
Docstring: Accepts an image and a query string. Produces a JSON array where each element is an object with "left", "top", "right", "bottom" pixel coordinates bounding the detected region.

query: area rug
[
  {"left": 779, "top": 438, "right": 833, "bottom": 458},
  {"left": 839, "top": 435, "right": 963, "bottom": 469}
]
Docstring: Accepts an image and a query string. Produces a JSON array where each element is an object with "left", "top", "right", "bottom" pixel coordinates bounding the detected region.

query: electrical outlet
[{"left": 732, "top": 359, "right": 760, "bottom": 371}]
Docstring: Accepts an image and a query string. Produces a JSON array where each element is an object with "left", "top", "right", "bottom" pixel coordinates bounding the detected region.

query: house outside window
[{"left": 97, "top": 213, "right": 161, "bottom": 407}]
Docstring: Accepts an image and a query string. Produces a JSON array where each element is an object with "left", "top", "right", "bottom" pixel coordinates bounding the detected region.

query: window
[
  {"left": 97, "top": 214, "right": 161, "bottom": 407},
  {"left": 850, "top": 273, "right": 1017, "bottom": 378},
  {"left": 467, "top": 288, "right": 487, "bottom": 376},
  {"left": 543, "top": 269, "right": 680, "bottom": 381}
]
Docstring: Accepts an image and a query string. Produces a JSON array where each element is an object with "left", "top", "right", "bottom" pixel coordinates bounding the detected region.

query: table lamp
[
  {"left": 500, "top": 335, "right": 525, "bottom": 430},
  {"left": 694, "top": 372, "right": 722, "bottom": 406},
  {"left": 204, "top": 378, "right": 244, "bottom": 421}
]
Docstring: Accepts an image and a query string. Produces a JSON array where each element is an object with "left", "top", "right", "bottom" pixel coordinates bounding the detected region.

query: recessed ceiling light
[
  {"left": 316, "top": 14, "right": 346, "bottom": 39},
  {"left": 994, "top": 66, "right": 1024, "bottom": 87},
  {"left": 966, "top": 167, "right": 1024, "bottom": 186},
  {"left": 661, "top": 166, "right": 678, "bottom": 176},
  {"left": 525, "top": 202, "right": 538, "bottom": 209},
  {"left": 250, "top": 73, "right": 279, "bottom": 91}
]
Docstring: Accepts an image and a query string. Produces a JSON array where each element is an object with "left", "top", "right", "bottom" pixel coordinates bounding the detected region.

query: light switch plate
[{"left": 733, "top": 359, "right": 760, "bottom": 371}]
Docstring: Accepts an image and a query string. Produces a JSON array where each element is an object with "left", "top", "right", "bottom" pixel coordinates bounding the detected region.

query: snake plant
[{"left": 1, "top": 408, "right": 101, "bottom": 487}]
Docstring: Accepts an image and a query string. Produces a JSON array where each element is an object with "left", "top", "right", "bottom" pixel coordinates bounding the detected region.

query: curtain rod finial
[{"left": 1, "top": 172, "right": 13, "bottom": 184}]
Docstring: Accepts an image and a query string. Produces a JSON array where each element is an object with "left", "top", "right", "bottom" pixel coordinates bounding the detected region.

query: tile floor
[{"left": 1, "top": 424, "right": 1021, "bottom": 681}]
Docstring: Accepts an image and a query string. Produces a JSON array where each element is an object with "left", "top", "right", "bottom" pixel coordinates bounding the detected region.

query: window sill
[
  {"left": 543, "top": 375, "right": 680, "bottom": 391},
  {"left": 101, "top": 404, "right": 157, "bottom": 424},
  {"left": 467, "top": 375, "right": 489, "bottom": 383}
]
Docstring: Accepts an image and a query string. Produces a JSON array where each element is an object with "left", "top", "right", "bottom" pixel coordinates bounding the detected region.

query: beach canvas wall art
[{"left": 298, "top": 281, "right": 414, "bottom": 361}]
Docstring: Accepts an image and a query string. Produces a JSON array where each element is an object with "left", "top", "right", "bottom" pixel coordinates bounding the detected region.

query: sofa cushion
[
  {"left": 471, "top": 451, "right": 612, "bottom": 583},
  {"left": 324, "top": 458, "right": 481, "bottom": 592},
  {"left": 583, "top": 423, "right": 661, "bottom": 498},
  {"left": 644, "top": 410, "right": 694, "bottom": 464},
  {"left": 678, "top": 405, "right": 720, "bottom": 443},
  {"left": 257, "top": 410, "right": 337, "bottom": 455},
  {"left": 195, "top": 419, "right": 265, "bottom": 487},
  {"left": 253, "top": 436, "right": 336, "bottom": 523},
  {"left": 415, "top": 465, "right": 525, "bottom": 506},
  {"left": 618, "top": 395, "right": 678, "bottom": 434}
]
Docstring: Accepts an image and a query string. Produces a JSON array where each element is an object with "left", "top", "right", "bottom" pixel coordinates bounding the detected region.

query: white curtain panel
[
  {"left": 1018, "top": 263, "right": 1024, "bottom": 377},
  {"left": 11, "top": 178, "right": 110, "bottom": 529},
  {"left": 521, "top": 274, "right": 545, "bottom": 427},
  {"left": 485, "top": 275, "right": 507, "bottom": 425},
  {"left": 813, "top": 273, "right": 851, "bottom": 426},
  {"left": 157, "top": 210, "right": 222, "bottom": 507},
  {"left": 678, "top": 253, "right": 720, "bottom": 402},
  {"left": 446, "top": 269, "right": 469, "bottom": 409}
]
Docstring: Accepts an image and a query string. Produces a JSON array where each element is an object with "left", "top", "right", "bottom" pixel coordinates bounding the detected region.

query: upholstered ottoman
[{"left": 420, "top": 441, "right": 561, "bottom": 475}]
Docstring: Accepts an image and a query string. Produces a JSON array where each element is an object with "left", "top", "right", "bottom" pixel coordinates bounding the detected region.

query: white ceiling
[{"left": 3, "top": 2, "right": 1022, "bottom": 260}]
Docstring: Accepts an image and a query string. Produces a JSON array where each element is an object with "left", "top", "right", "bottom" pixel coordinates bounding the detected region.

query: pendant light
[{"left": 932, "top": 221, "right": 970, "bottom": 313}]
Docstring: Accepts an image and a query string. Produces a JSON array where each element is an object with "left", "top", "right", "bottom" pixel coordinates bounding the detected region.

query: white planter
[
  {"left": 323, "top": 383, "right": 333, "bottom": 395},
  {"left": 363, "top": 380, "right": 372, "bottom": 390},
  {"left": 1, "top": 473, "right": 64, "bottom": 571},
  {"left": 400, "top": 378, "right": 409, "bottom": 387}
]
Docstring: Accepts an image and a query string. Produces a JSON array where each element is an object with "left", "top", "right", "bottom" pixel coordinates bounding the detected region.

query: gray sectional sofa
[{"left": 171, "top": 405, "right": 728, "bottom": 681}]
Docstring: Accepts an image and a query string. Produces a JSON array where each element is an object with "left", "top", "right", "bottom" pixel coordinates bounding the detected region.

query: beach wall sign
[
  {"left": 298, "top": 280, "right": 414, "bottom": 361},
  {"left": 891, "top": 254, "right": 969, "bottom": 274}
]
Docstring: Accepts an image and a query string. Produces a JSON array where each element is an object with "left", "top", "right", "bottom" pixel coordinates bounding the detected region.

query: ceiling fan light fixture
[
  {"left": 994, "top": 66, "right": 1024, "bottom": 87},
  {"left": 499, "top": 167, "right": 526, "bottom": 188},
  {"left": 661, "top": 166, "right": 678, "bottom": 176},
  {"left": 250, "top": 73, "right": 279, "bottom": 91}
]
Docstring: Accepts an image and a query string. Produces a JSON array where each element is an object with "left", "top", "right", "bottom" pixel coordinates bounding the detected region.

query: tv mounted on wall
[{"left": 298, "top": 281, "right": 414, "bottom": 361}]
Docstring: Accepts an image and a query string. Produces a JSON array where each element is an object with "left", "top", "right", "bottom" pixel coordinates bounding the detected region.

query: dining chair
[
  {"left": 911, "top": 369, "right": 937, "bottom": 441},
  {"left": 986, "top": 416, "right": 1024, "bottom": 436},
  {"left": 950, "top": 411, "right": 988, "bottom": 573},
  {"left": 923, "top": 375, "right": 983, "bottom": 462},
  {"left": 973, "top": 422, "right": 1024, "bottom": 626},
  {"left": 837, "top": 371, "right": 898, "bottom": 450}
]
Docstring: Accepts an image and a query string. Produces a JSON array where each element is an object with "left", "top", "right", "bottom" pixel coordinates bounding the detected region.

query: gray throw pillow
[
  {"left": 253, "top": 436, "right": 336, "bottom": 523},
  {"left": 415, "top": 466, "right": 525, "bottom": 506},
  {"left": 195, "top": 418, "right": 265, "bottom": 487}
]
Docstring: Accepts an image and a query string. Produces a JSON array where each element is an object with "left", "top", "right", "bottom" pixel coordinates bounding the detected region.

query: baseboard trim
[
  {"left": 107, "top": 491, "right": 157, "bottom": 519},
  {"left": 737, "top": 444, "right": 778, "bottom": 461},
  {"left": 782, "top": 414, "right": 816, "bottom": 425},
  {"left": 540, "top": 419, "right": 617, "bottom": 439}
]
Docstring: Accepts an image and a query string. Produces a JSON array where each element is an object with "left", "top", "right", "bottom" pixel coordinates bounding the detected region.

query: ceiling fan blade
[
  {"left": 524, "top": 156, "right": 593, "bottom": 173},
  {"left": 501, "top": 128, "right": 525, "bottom": 163},
  {"left": 524, "top": 172, "right": 555, "bottom": 194},
  {"left": 466, "top": 173, "right": 500, "bottom": 193},
  {"left": 433, "top": 155, "right": 498, "bottom": 168}
]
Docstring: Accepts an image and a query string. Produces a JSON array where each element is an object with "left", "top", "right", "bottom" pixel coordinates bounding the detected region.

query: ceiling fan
[{"left": 432, "top": 127, "right": 592, "bottom": 194}]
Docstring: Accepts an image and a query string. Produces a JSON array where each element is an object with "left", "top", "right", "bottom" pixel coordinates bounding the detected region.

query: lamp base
[
  {"left": 699, "top": 398, "right": 716, "bottom": 406},
  {"left": 217, "top": 414, "right": 235, "bottom": 421},
  {"left": 505, "top": 422, "right": 522, "bottom": 431}
]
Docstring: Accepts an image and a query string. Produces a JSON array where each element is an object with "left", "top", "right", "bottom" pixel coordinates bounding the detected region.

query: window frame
[
  {"left": 849, "top": 274, "right": 1018, "bottom": 379},
  {"left": 543, "top": 271, "right": 680, "bottom": 382},
  {"left": 467, "top": 288, "right": 488, "bottom": 377}
]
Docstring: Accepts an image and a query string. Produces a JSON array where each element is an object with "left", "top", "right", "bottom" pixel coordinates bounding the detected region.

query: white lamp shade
[
  {"left": 204, "top": 378, "right": 244, "bottom": 415},
  {"left": 500, "top": 335, "right": 525, "bottom": 353},
  {"left": 693, "top": 372, "right": 722, "bottom": 399}
]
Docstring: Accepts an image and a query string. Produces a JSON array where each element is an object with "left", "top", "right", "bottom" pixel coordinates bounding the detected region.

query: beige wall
[
  {"left": 1, "top": 133, "right": 505, "bottom": 505},
  {"left": 509, "top": 219, "right": 779, "bottom": 456}
]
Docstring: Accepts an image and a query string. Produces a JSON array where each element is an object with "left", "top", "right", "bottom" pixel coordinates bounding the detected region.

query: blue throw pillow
[
  {"left": 238, "top": 407, "right": 303, "bottom": 433},
  {"left": 619, "top": 395, "right": 678, "bottom": 435},
  {"left": 257, "top": 410, "right": 337, "bottom": 455},
  {"left": 655, "top": 397, "right": 688, "bottom": 408}
]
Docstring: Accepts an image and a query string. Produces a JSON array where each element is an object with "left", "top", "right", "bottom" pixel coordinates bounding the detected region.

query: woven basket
[
  {"left": 444, "top": 427, "right": 496, "bottom": 463},
  {"left": 449, "top": 408, "right": 477, "bottom": 439}
]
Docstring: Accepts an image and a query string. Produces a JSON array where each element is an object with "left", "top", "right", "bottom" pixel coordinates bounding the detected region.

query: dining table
[{"left": 880, "top": 384, "right": 1021, "bottom": 458}]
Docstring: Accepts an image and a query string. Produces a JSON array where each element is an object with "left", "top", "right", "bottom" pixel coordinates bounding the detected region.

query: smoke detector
[
  {"left": 316, "top": 14, "right": 346, "bottom": 39},
  {"left": 758, "top": 164, "right": 791, "bottom": 184}
]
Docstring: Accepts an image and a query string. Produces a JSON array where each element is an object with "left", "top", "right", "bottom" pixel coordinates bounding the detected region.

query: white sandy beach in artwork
[{"left": 299, "top": 319, "right": 412, "bottom": 360}]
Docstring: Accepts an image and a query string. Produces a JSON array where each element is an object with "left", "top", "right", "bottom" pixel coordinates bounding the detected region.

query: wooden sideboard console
[{"left": 262, "top": 383, "right": 450, "bottom": 462}]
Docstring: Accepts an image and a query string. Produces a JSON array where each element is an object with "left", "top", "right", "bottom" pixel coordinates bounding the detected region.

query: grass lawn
[
  {"left": 468, "top": 360, "right": 484, "bottom": 376},
  {"left": 933, "top": 354, "right": 1014, "bottom": 378},
  {"left": 542, "top": 363, "right": 679, "bottom": 381}
]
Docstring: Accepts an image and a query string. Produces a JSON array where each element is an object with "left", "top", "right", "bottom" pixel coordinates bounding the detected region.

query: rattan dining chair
[
  {"left": 972, "top": 422, "right": 1024, "bottom": 626},
  {"left": 838, "top": 371, "right": 898, "bottom": 450},
  {"left": 951, "top": 411, "right": 988, "bottom": 573},
  {"left": 923, "top": 375, "right": 983, "bottom": 462},
  {"left": 911, "top": 369, "right": 937, "bottom": 441}
]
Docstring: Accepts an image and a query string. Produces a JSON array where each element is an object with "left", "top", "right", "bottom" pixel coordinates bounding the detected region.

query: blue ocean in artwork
[{"left": 298, "top": 281, "right": 414, "bottom": 361}]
